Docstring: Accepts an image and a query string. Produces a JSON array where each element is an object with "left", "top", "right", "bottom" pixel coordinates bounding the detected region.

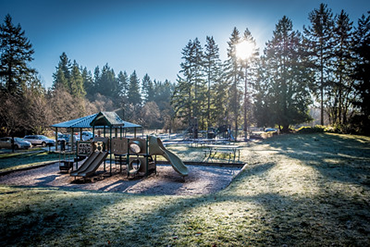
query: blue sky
[{"left": 1, "top": 0, "right": 369, "bottom": 88}]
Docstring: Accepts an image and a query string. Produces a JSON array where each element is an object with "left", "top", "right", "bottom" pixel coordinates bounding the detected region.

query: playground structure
[
  {"left": 52, "top": 112, "right": 188, "bottom": 181},
  {"left": 68, "top": 135, "right": 188, "bottom": 179}
]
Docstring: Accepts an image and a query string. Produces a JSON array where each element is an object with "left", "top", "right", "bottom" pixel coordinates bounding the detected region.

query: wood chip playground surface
[{"left": 0, "top": 162, "right": 244, "bottom": 195}]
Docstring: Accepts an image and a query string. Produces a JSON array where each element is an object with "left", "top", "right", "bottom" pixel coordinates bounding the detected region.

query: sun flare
[{"left": 236, "top": 40, "right": 254, "bottom": 60}]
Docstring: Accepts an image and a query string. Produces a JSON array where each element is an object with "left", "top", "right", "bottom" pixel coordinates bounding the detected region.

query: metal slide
[
  {"left": 70, "top": 152, "right": 100, "bottom": 176},
  {"left": 149, "top": 136, "right": 188, "bottom": 176},
  {"left": 77, "top": 151, "right": 108, "bottom": 177}
]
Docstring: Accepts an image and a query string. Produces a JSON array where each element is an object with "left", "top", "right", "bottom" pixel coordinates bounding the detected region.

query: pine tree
[
  {"left": 82, "top": 67, "right": 94, "bottom": 98},
  {"left": 225, "top": 27, "right": 243, "bottom": 139},
  {"left": 52, "top": 52, "right": 71, "bottom": 91},
  {"left": 253, "top": 60, "right": 274, "bottom": 127},
  {"left": 118, "top": 71, "right": 129, "bottom": 98},
  {"left": 70, "top": 60, "right": 86, "bottom": 98},
  {"left": 117, "top": 71, "right": 129, "bottom": 119},
  {"left": 141, "top": 73, "right": 154, "bottom": 103},
  {"left": 94, "top": 63, "right": 119, "bottom": 100},
  {"left": 0, "top": 14, "right": 35, "bottom": 95},
  {"left": 128, "top": 70, "right": 141, "bottom": 106},
  {"left": 172, "top": 38, "right": 205, "bottom": 127},
  {"left": 240, "top": 28, "right": 259, "bottom": 138},
  {"left": 352, "top": 12, "right": 370, "bottom": 134},
  {"left": 263, "top": 16, "right": 312, "bottom": 132},
  {"left": 303, "top": 3, "right": 335, "bottom": 125},
  {"left": 329, "top": 10, "right": 355, "bottom": 126},
  {"left": 204, "top": 36, "right": 222, "bottom": 129}
]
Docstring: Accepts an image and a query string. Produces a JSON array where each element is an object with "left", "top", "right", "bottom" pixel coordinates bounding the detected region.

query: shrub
[{"left": 296, "top": 125, "right": 325, "bottom": 134}]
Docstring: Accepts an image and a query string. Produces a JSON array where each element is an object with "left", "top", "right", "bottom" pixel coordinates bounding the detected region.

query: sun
[{"left": 236, "top": 40, "right": 254, "bottom": 61}]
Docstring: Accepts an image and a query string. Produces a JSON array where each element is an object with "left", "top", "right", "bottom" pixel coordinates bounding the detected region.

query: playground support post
[
  {"left": 55, "top": 128, "right": 58, "bottom": 151},
  {"left": 110, "top": 127, "right": 112, "bottom": 176}
]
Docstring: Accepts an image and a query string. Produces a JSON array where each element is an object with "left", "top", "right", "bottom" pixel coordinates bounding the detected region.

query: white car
[
  {"left": 23, "top": 135, "right": 56, "bottom": 147},
  {"left": 79, "top": 131, "right": 95, "bottom": 141},
  {"left": 0, "top": 137, "right": 32, "bottom": 149}
]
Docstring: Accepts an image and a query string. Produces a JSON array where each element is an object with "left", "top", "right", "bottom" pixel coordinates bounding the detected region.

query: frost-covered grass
[
  {"left": 0, "top": 151, "right": 59, "bottom": 173},
  {"left": 1, "top": 133, "right": 370, "bottom": 246}
]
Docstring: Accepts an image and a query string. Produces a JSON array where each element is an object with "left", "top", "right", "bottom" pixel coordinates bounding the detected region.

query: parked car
[
  {"left": 265, "top": 128, "right": 277, "bottom": 132},
  {"left": 57, "top": 133, "right": 70, "bottom": 144},
  {"left": 0, "top": 137, "right": 32, "bottom": 149},
  {"left": 23, "top": 135, "right": 56, "bottom": 147},
  {"left": 77, "top": 131, "right": 95, "bottom": 141}
]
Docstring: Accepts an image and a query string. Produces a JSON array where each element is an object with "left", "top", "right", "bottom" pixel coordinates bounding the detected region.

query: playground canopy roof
[{"left": 50, "top": 112, "right": 142, "bottom": 129}]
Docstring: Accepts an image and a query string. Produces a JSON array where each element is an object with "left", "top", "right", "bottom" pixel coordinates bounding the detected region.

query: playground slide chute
[
  {"left": 70, "top": 151, "right": 108, "bottom": 177},
  {"left": 78, "top": 151, "right": 108, "bottom": 177},
  {"left": 149, "top": 136, "right": 188, "bottom": 176},
  {"left": 70, "top": 152, "right": 99, "bottom": 176}
]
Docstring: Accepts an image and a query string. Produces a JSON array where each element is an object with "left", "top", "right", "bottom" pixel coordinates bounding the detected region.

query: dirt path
[{"left": 0, "top": 162, "right": 243, "bottom": 195}]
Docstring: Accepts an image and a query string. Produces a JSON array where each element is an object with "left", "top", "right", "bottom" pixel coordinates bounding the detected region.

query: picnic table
[{"left": 203, "top": 144, "right": 240, "bottom": 162}]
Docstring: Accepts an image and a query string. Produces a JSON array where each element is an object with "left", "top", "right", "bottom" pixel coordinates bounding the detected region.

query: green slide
[{"left": 149, "top": 136, "right": 188, "bottom": 177}]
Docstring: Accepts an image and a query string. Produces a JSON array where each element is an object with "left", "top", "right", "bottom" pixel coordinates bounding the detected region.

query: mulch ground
[{"left": 0, "top": 162, "right": 243, "bottom": 195}]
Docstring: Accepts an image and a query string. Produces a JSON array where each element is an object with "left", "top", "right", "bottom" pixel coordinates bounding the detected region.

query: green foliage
[
  {"left": 296, "top": 125, "right": 325, "bottom": 134},
  {"left": 127, "top": 70, "right": 141, "bottom": 106},
  {"left": 0, "top": 14, "right": 35, "bottom": 95},
  {"left": 352, "top": 13, "right": 370, "bottom": 134},
  {"left": 224, "top": 27, "right": 243, "bottom": 137},
  {"left": 303, "top": 4, "right": 335, "bottom": 125},
  {"left": 173, "top": 38, "right": 206, "bottom": 127},
  {"left": 256, "top": 16, "right": 312, "bottom": 133}
]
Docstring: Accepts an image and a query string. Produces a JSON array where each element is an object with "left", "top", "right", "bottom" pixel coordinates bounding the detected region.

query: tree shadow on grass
[
  {"left": 265, "top": 133, "right": 370, "bottom": 187},
  {"left": 1, "top": 158, "right": 369, "bottom": 246}
]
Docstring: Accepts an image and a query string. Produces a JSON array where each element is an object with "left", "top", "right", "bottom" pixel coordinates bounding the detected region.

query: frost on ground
[{"left": 0, "top": 163, "right": 241, "bottom": 195}]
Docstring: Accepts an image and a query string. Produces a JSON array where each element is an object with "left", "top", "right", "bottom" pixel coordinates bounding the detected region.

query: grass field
[
  {"left": 0, "top": 151, "right": 60, "bottom": 173},
  {"left": 0, "top": 133, "right": 369, "bottom": 246}
]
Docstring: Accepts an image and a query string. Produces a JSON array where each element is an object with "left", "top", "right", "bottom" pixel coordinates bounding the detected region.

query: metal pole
[
  {"left": 244, "top": 61, "right": 248, "bottom": 141},
  {"left": 55, "top": 128, "right": 58, "bottom": 151},
  {"left": 110, "top": 127, "right": 112, "bottom": 176}
]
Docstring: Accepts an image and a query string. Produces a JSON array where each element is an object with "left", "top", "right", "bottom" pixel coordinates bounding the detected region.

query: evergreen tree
[
  {"left": 172, "top": 38, "right": 205, "bottom": 127},
  {"left": 94, "top": 66, "right": 100, "bottom": 87},
  {"left": 99, "top": 63, "right": 119, "bottom": 99},
  {"left": 204, "top": 36, "right": 222, "bottom": 129},
  {"left": 253, "top": 59, "right": 274, "bottom": 127},
  {"left": 211, "top": 71, "right": 229, "bottom": 127},
  {"left": 240, "top": 28, "right": 259, "bottom": 137},
  {"left": 141, "top": 73, "right": 154, "bottom": 103},
  {"left": 117, "top": 71, "right": 129, "bottom": 119},
  {"left": 52, "top": 52, "right": 71, "bottom": 91},
  {"left": 0, "top": 14, "right": 35, "bottom": 95},
  {"left": 70, "top": 60, "right": 86, "bottom": 98},
  {"left": 329, "top": 10, "right": 355, "bottom": 126},
  {"left": 304, "top": 3, "right": 335, "bottom": 125},
  {"left": 191, "top": 38, "right": 206, "bottom": 128},
  {"left": 154, "top": 79, "right": 174, "bottom": 111},
  {"left": 82, "top": 67, "right": 94, "bottom": 98},
  {"left": 352, "top": 12, "right": 370, "bottom": 134},
  {"left": 263, "top": 16, "right": 312, "bottom": 132},
  {"left": 128, "top": 70, "right": 141, "bottom": 106},
  {"left": 225, "top": 27, "right": 243, "bottom": 138}
]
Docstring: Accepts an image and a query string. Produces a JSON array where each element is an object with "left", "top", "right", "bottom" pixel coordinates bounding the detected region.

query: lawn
[
  {"left": 0, "top": 151, "right": 60, "bottom": 174},
  {"left": 0, "top": 133, "right": 369, "bottom": 246}
]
